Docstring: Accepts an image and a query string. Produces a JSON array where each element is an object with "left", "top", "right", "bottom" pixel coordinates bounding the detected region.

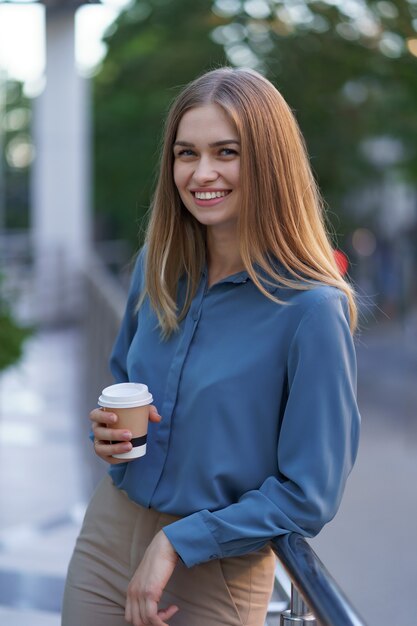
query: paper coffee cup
[{"left": 98, "top": 382, "right": 153, "bottom": 460}]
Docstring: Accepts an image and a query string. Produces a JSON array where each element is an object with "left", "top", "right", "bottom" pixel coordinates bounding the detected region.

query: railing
[
  {"left": 80, "top": 252, "right": 129, "bottom": 488},
  {"left": 269, "top": 533, "right": 368, "bottom": 626},
  {"left": 82, "top": 253, "right": 127, "bottom": 410},
  {"left": 81, "top": 254, "right": 367, "bottom": 626}
]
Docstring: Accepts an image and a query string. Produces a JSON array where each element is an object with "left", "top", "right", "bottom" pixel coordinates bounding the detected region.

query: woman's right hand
[{"left": 90, "top": 405, "right": 162, "bottom": 464}]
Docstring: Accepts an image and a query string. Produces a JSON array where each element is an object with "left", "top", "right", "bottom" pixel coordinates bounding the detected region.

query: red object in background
[{"left": 333, "top": 249, "right": 349, "bottom": 276}]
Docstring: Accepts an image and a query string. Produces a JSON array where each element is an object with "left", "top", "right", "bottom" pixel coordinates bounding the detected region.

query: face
[{"left": 173, "top": 104, "right": 241, "bottom": 233}]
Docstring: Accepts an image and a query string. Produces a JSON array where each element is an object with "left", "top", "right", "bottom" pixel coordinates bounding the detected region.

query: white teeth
[{"left": 194, "top": 191, "right": 229, "bottom": 200}]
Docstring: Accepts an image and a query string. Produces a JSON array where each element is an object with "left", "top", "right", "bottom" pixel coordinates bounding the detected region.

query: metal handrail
[{"left": 271, "top": 533, "right": 368, "bottom": 626}]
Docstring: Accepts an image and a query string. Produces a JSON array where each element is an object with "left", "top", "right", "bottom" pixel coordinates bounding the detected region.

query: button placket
[{"left": 147, "top": 272, "right": 207, "bottom": 501}]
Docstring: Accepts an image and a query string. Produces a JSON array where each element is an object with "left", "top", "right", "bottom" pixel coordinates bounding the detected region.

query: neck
[{"left": 206, "top": 225, "right": 244, "bottom": 284}]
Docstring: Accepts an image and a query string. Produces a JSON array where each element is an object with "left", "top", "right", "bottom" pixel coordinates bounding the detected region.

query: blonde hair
[{"left": 142, "top": 67, "right": 357, "bottom": 337}]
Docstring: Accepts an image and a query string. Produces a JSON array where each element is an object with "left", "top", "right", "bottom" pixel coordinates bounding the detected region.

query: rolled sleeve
[{"left": 163, "top": 512, "right": 222, "bottom": 567}]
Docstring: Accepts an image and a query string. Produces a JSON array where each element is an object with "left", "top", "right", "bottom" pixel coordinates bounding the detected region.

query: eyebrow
[{"left": 173, "top": 140, "right": 240, "bottom": 148}]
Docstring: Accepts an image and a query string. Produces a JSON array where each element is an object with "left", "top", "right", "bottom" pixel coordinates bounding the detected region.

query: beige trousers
[{"left": 61, "top": 475, "right": 275, "bottom": 626}]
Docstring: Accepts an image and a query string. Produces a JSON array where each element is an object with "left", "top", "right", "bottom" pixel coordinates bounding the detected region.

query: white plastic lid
[{"left": 98, "top": 382, "right": 153, "bottom": 408}]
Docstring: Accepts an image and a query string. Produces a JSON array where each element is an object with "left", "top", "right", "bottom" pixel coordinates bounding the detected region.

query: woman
[{"left": 62, "top": 67, "right": 361, "bottom": 626}]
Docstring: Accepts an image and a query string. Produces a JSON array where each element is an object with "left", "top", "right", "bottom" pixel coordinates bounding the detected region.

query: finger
[
  {"left": 139, "top": 597, "right": 150, "bottom": 625},
  {"left": 132, "top": 598, "right": 143, "bottom": 626},
  {"left": 149, "top": 405, "right": 162, "bottom": 423},
  {"left": 94, "top": 439, "right": 132, "bottom": 458},
  {"left": 90, "top": 408, "right": 118, "bottom": 426},
  {"left": 126, "top": 586, "right": 144, "bottom": 626},
  {"left": 145, "top": 597, "right": 166, "bottom": 626},
  {"left": 140, "top": 597, "right": 167, "bottom": 626},
  {"left": 93, "top": 426, "right": 132, "bottom": 443},
  {"left": 158, "top": 605, "right": 179, "bottom": 623},
  {"left": 125, "top": 597, "right": 132, "bottom": 623}
]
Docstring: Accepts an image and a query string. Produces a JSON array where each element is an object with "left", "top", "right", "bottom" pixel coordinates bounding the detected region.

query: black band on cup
[
  {"left": 113, "top": 434, "right": 147, "bottom": 448},
  {"left": 131, "top": 434, "right": 147, "bottom": 448}
]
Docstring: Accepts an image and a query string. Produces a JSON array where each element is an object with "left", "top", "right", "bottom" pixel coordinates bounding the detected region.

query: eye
[
  {"left": 175, "top": 148, "right": 196, "bottom": 158},
  {"left": 219, "top": 148, "right": 239, "bottom": 157}
]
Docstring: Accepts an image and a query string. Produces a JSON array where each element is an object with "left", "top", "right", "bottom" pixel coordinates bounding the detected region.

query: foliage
[
  {"left": 0, "top": 275, "right": 32, "bottom": 372},
  {"left": 93, "top": 0, "right": 417, "bottom": 248}
]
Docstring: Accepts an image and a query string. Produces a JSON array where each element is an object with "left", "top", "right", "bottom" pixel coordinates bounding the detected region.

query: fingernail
[
  {"left": 123, "top": 443, "right": 132, "bottom": 451},
  {"left": 122, "top": 431, "right": 131, "bottom": 439}
]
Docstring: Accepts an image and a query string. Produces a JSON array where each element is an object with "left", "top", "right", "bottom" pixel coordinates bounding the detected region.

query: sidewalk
[
  {"left": 0, "top": 318, "right": 416, "bottom": 625},
  {"left": 0, "top": 327, "right": 88, "bottom": 625}
]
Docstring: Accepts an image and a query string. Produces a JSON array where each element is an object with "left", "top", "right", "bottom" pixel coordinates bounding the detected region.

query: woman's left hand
[{"left": 125, "top": 530, "right": 180, "bottom": 626}]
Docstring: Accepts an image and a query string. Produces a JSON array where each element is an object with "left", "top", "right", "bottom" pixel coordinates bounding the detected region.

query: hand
[
  {"left": 125, "top": 530, "right": 179, "bottom": 626},
  {"left": 90, "top": 405, "right": 162, "bottom": 464}
]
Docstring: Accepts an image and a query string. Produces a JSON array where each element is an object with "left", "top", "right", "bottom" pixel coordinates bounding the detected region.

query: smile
[{"left": 193, "top": 191, "right": 230, "bottom": 200}]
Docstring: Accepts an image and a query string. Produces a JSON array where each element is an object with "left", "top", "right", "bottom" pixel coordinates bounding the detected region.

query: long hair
[{"left": 142, "top": 67, "right": 357, "bottom": 337}]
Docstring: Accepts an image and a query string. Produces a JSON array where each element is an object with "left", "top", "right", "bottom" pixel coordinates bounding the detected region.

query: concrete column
[{"left": 31, "top": 5, "right": 91, "bottom": 324}]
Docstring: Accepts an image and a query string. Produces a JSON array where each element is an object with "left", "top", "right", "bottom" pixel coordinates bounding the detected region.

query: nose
[{"left": 192, "top": 155, "right": 218, "bottom": 184}]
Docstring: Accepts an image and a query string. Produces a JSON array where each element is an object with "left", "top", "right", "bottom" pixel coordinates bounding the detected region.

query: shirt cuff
[{"left": 162, "top": 511, "right": 222, "bottom": 568}]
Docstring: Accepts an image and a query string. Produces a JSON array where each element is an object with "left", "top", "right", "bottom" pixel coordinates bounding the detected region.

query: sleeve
[
  {"left": 109, "top": 247, "right": 146, "bottom": 383},
  {"left": 163, "top": 292, "right": 361, "bottom": 567}
]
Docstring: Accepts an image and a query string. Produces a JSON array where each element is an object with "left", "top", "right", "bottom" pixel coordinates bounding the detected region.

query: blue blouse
[{"left": 108, "top": 248, "right": 360, "bottom": 568}]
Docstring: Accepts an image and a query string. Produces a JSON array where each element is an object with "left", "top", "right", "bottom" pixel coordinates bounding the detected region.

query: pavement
[
  {"left": 0, "top": 326, "right": 91, "bottom": 625},
  {"left": 0, "top": 314, "right": 416, "bottom": 626}
]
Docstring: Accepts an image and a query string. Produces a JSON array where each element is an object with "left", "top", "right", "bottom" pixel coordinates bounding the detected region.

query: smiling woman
[{"left": 62, "top": 67, "right": 361, "bottom": 626}]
